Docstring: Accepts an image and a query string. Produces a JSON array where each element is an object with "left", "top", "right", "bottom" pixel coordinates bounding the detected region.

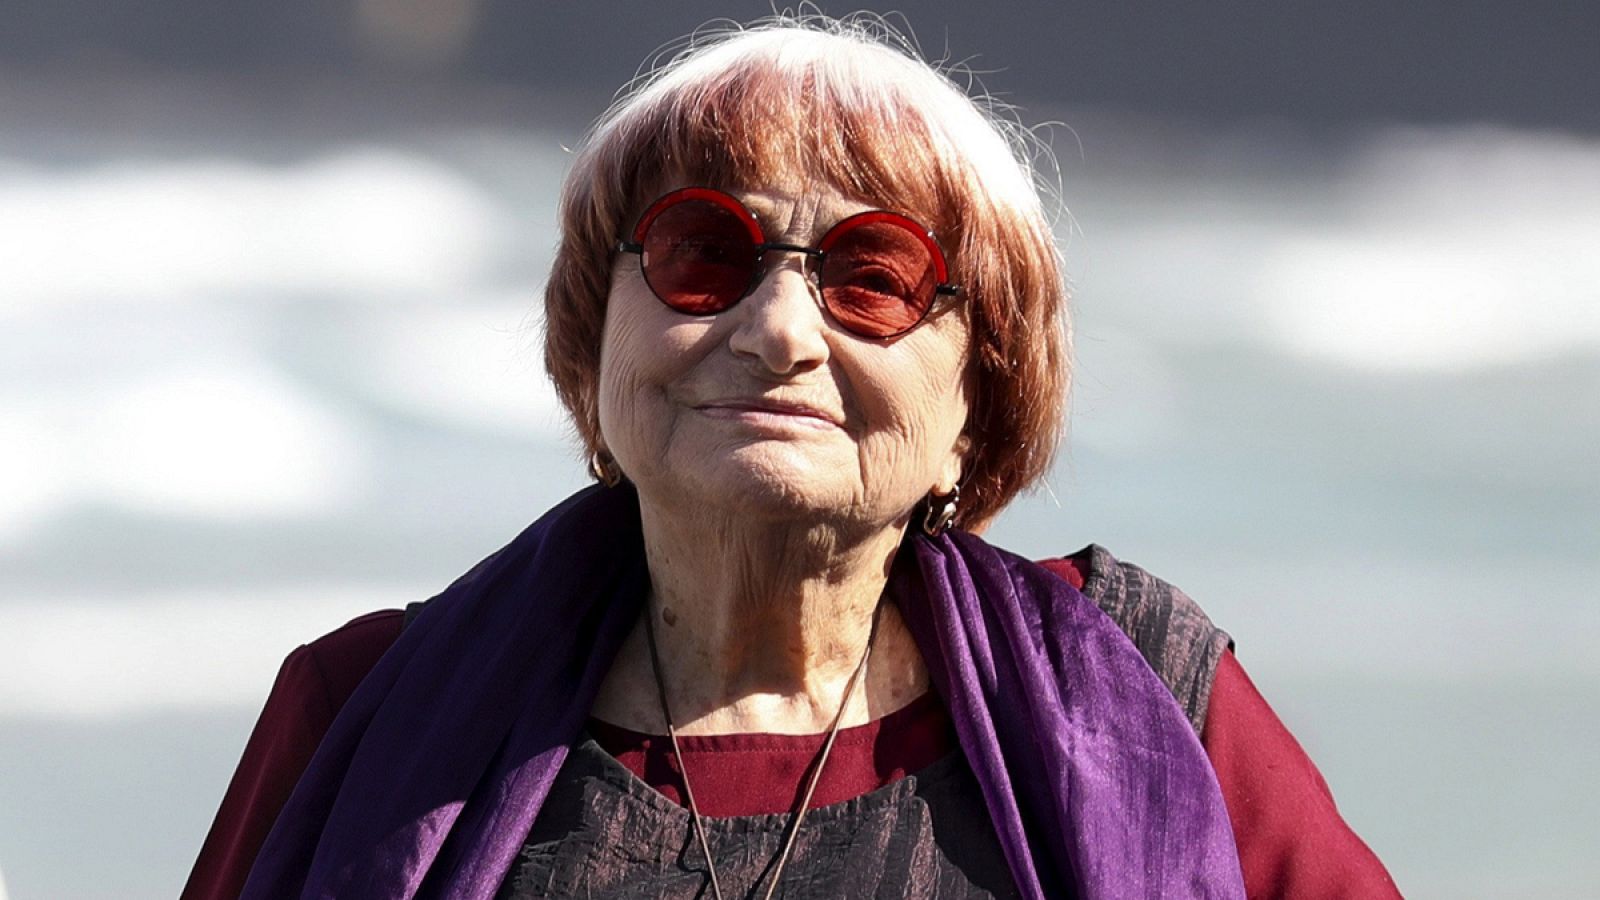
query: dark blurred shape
[
  {"left": 1, "top": 0, "right": 353, "bottom": 69},
  {"left": 352, "top": 0, "right": 481, "bottom": 70},
  {"left": 1, "top": 1, "right": 1596, "bottom": 131}
]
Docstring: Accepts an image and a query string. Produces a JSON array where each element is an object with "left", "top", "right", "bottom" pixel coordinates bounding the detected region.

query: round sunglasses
[{"left": 616, "top": 187, "right": 961, "bottom": 340}]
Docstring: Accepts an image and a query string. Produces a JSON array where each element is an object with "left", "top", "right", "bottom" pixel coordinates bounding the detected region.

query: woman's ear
[{"left": 937, "top": 433, "right": 972, "bottom": 493}]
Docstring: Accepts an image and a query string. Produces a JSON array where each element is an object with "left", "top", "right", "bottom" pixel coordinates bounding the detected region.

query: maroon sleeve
[
  {"left": 182, "top": 610, "right": 404, "bottom": 900},
  {"left": 1203, "top": 651, "right": 1402, "bottom": 899}
]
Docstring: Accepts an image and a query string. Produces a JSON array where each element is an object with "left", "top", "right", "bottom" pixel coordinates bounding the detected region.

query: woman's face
[{"left": 596, "top": 181, "right": 970, "bottom": 530}]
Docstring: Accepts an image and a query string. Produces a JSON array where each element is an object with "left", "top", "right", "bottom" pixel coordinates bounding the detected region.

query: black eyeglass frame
[{"left": 615, "top": 186, "right": 962, "bottom": 340}]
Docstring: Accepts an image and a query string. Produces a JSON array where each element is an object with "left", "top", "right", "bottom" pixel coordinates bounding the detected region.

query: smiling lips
[{"left": 693, "top": 398, "right": 844, "bottom": 430}]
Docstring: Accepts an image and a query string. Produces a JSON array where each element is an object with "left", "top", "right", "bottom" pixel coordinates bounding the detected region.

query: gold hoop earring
[
  {"left": 588, "top": 449, "right": 622, "bottom": 487},
  {"left": 922, "top": 484, "right": 960, "bottom": 537}
]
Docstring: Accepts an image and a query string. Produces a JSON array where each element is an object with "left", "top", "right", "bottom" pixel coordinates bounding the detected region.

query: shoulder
[
  {"left": 1035, "top": 545, "right": 1232, "bottom": 733},
  {"left": 185, "top": 610, "right": 406, "bottom": 900},
  {"left": 243, "top": 608, "right": 407, "bottom": 770},
  {"left": 299, "top": 609, "right": 406, "bottom": 677},
  {"left": 1204, "top": 650, "right": 1403, "bottom": 897},
  {"left": 280, "top": 610, "right": 406, "bottom": 717},
  {"left": 1030, "top": 545, "right": 1401, "bottom": 896}
]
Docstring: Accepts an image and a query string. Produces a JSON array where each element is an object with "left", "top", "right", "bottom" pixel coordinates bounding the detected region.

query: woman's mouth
[{"left": 693, "top": 399, "right": 844, "bottom": 431}]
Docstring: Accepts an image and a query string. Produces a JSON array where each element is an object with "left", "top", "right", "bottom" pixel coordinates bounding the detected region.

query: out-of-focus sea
[{"left": 1, "top": 81, "right": 1596, "bottom": 898}]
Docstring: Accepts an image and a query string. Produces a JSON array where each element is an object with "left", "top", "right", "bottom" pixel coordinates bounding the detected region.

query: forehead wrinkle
[{"left": 738, "top": 188, "right": 867, "bottom": 244}]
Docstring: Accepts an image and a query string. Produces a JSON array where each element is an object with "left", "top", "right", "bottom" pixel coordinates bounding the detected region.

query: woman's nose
[{"left": 726, "top": 259, "right": 831, "bottom": 376}]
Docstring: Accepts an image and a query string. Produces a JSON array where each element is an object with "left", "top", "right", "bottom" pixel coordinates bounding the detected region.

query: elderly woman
[{"left": 188, "top": 17, "right": 1397, "bottom": 900}]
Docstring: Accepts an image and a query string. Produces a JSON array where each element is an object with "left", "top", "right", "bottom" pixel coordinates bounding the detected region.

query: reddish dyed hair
[{"left": 544, "top": 15, "right": 1069, "bottom": 528}]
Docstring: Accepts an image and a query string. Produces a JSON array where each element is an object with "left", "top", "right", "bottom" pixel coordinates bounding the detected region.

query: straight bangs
[
  {"left": 547, "top": 22, "right": 1069, "bottom": 527},
  {"left": 582, "top": 38, "right": 978, "bottom": 247}
]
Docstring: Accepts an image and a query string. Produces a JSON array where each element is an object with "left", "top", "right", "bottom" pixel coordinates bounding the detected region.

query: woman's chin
[{"left": 641, "top": 446, "right": 867, "bottom": 526}]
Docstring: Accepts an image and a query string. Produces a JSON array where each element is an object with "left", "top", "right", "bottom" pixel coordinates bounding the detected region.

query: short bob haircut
[{"left": 544, "top": 14, "right": 1068, "bottom": 529}]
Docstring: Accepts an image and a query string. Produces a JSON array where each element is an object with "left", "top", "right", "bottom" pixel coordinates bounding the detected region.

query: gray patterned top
[{"left": 496, "top": 738, "right": 1022, "bottom": 899}]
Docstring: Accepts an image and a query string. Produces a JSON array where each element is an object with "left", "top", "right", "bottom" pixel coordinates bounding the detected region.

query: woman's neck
[{"left": 590, "top": 504, "right": 930, "bottom": 736}]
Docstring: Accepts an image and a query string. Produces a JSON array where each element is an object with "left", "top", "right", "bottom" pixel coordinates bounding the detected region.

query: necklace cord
[
  {"left": 760, "top": 599, "right": 881, "bottom": 900},
  {"left": 644, "top": 609, "right": 725, "bottom": 900},
  {"left": 642, "top": 598, "right": 884, "bottom": 900}
]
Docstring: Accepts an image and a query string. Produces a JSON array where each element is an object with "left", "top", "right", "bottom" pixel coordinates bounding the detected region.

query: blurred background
[{"left": 1, "top": 2, "right": 1597, "bottom": 897}]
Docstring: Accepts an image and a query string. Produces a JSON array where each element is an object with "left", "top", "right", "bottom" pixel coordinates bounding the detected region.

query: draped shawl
[{"left": 244, "top": 485, "right": 1244, "bottom": 898}]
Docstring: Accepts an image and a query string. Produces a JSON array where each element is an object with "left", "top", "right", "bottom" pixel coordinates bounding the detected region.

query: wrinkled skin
[
  {"left": 598, "top": 183, "right": 970, "bottom": 532},
  {"left": 591, "top": 181, "right": 970, "bottom": 735}
]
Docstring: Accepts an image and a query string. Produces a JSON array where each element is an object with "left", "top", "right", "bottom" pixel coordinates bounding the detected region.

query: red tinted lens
[
  {"left": 640, "top": 196, "right": 758, "bottom": 314},
  {"left": 818, "top": 214, "right": 941, "bottom": 338}
]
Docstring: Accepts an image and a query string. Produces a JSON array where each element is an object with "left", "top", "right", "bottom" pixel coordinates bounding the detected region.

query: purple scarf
[{"left": 244, "top": 485, "right": 1243, "bottom": 898}]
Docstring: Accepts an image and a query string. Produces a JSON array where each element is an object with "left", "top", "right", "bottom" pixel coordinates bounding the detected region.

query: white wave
[
  {"left": 0, "top": 355, "right": 366, "bottom": 535},
  {"left": 1255, "top": 127, "right": 1600, "bottom": 371},
  {"left": 0, "top": 148, "right": 509, "bottom": 315},
  {"left": 0, "top": 416, "right": 72, "bottom": 544},
  {"left": 352, "top": 298, "right": 571, "bottom": 439},
  {"left": 0, "top": 585, "right": 424, "bottom": 719},
  {"left": 1071, "top": 125, "right": 1600, "bottom": 373},
  {"left": 85, "top": 361, "right": 368, "bottom": 517}
]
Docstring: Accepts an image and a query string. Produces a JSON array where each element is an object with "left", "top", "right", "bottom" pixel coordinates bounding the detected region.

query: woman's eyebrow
[{"left": 737, "top": 195, "right": 787, "bottom": 237}]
